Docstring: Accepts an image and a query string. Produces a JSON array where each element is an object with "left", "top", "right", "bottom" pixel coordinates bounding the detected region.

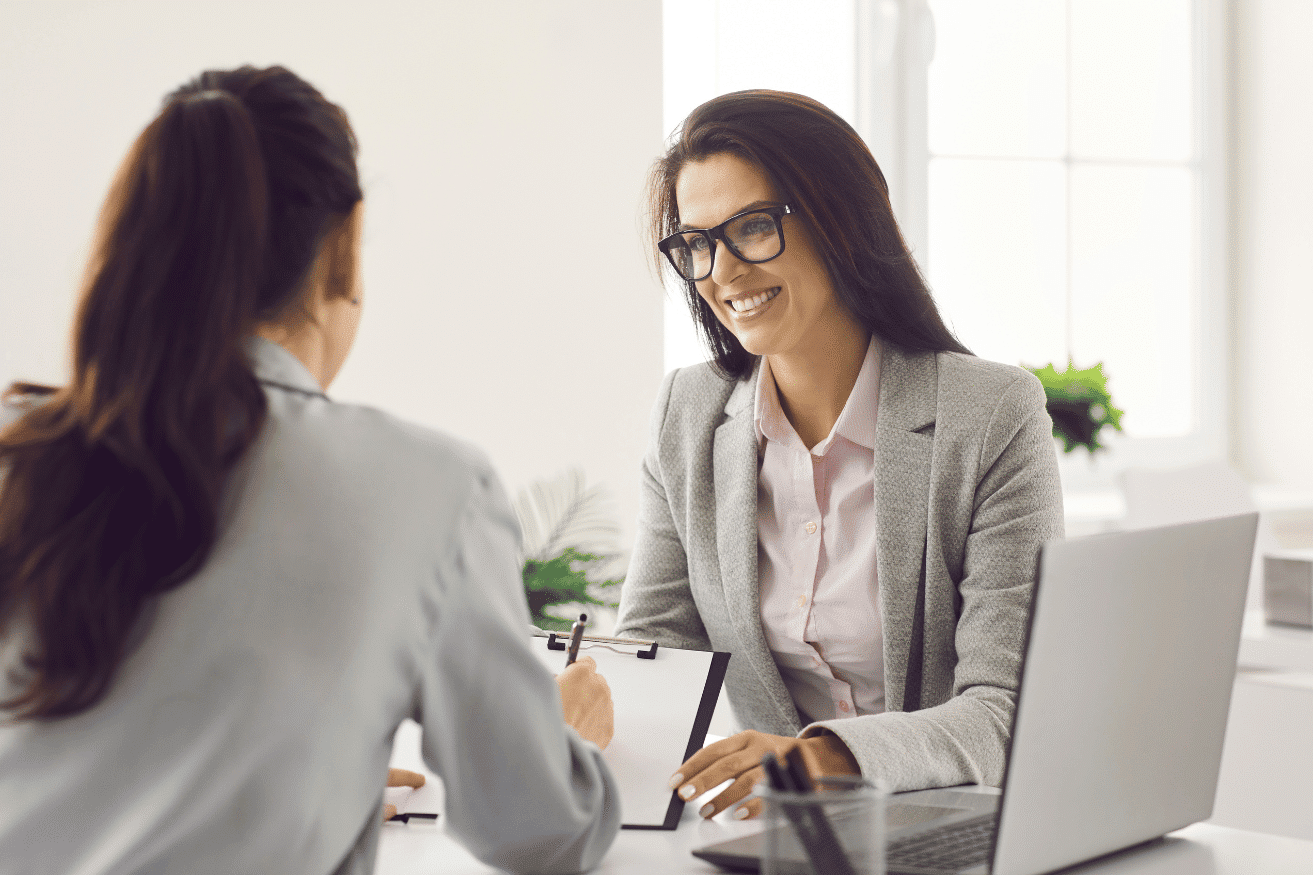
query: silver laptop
[{"left": 692, "top": 513, "right": 1259, "bottom": 874}]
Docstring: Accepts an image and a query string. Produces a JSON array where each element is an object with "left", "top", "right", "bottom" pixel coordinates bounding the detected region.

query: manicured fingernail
[
  {"left": 734, "top": 806, "right": 750, "bottom": 820},
  {"left": 699, "top": 803, "right": 715, "bottom": 818},
  {"left": 679, "top": 784, "right": 697, "bottom": 800},
  {"left": 668, "top": 773, "right": 684, "bottom": 790}
]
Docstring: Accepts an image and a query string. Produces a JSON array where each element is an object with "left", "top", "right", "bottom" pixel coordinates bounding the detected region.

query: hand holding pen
[{"left": 555, "top": 615, "right": 614, "bottom": 750}]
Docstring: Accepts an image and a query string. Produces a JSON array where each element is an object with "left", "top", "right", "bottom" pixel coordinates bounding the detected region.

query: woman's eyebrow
[{"left": 677, "top": 200, "right": 779, "bottom": 232}]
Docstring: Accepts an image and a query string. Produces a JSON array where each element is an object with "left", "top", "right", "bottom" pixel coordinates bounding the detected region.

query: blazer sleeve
[
  {"left": 412, "top": 467, "right": 621, "bottom": 874},
  {"left": 804, "top": 372, "right": 1064, "bottom": 792},
  {"left": 614, "top": 370, "right": 714, "bottom": 652}
]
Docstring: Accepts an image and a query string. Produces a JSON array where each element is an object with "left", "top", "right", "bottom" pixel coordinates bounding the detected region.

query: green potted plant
[
  {"left": 513, "top": 469, "right": 624, "bottom": 632},
  {"left": 1025, "top": 361, "right": 1125, "bottom": 454}
]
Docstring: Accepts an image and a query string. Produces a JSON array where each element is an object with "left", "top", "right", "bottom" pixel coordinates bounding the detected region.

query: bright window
[
  {"left": 927, "top": 0, "right": 1197, "bottom": 440},
  {"left": 662, "top": 0, "right": 1225, "bottom": 486}
]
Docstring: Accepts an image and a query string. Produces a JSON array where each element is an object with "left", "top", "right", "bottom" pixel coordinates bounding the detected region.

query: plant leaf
[
  {"left": 522, "top": 548, "right": 622, "bottom": 631},
  {"left": 513, "top": 468, "right": 621, "bottom": 562},
  {"left": 1024, "top": 360, "right": 1125, "bottom": 454}
]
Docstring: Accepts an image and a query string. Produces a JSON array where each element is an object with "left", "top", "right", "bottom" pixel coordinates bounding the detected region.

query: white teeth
[{"left": 730, "top": 288, "right": 780, "bottom": 313}]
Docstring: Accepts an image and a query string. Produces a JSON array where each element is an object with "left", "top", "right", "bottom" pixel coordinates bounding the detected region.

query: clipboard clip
[
  {"left": 386, "top": 811, "right": 439, "bottom": 824},
  {"left": 547, "top": 632, "right": 659, "bottom": 659}
]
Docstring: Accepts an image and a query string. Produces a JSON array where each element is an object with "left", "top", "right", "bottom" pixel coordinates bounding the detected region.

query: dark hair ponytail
[{"left": 0, "top": 66, "right": 361, "bottom": 720}]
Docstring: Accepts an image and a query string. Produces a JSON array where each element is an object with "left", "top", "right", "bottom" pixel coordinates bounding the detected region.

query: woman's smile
[{"left": 727, "top": 286, "right": 781, "bottom": 317}]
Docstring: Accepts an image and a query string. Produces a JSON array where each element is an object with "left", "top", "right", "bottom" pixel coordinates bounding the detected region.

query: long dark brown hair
[
  {"left": 0, "top": 66, "right": 362, "bottom": 720},
  {"left": 649, "top": 89, "right": 970, "bottom": 379}
]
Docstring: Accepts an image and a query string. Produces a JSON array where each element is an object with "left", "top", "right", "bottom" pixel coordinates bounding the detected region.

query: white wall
[
  {"left": 1233, "top": 0, "right": 1313, "bottom": 490},
  {"left": 0, "top": 0, "right": 665, "bottom": 544}
]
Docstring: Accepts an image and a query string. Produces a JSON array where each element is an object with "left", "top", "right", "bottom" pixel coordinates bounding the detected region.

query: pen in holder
[{"left": 761, "top": 753, "right": 885, "bottom": 875}]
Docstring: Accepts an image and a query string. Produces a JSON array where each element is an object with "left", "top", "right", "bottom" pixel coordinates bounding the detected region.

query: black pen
[
  {"left": 782, "top": 747, "right": 817, "bottom": 793},
  {"left": 762, "top": 753, "right": 828, "bottom": 873},
  {"left": 784, "top": 747, "right": 856, "bottom": 875},
  {"left": 564, "top": 613, "right": 588, "bottom": 667},
  {"left": 764, "top": 751, "right": 857, "bottom": 875}
]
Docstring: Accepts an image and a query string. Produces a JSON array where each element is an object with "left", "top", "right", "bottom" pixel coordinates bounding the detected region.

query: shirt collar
[
  {"left": 244, "top": 336, "right": 327, "bottom": 399},
  {"left": 754, "top": 359, "right": 794, "bottom": 448},
  {"left": 753, "top": 336, "right": 882, "bottom": 452},
  {"left": 832, "top": 337, "right": 881, "bottom": 450}
]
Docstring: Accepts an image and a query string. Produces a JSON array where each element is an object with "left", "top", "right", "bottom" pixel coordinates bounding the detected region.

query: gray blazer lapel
[
  {"left": 874, "top": 346, "right": 938, "bottom": 712},
  {"left": 712, "top": 366, "right": 799, "bottom": 726},
  {"left": 713, "top": 371, "right": 761, "bottom": 643}
]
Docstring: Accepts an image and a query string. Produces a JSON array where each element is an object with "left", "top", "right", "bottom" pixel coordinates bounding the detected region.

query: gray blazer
[
  {"left": 0, "top": 339, "right": 619, "bottom": 875},
  {"left": 614, "top": 344, "right": 1064, "bottom": 792}
]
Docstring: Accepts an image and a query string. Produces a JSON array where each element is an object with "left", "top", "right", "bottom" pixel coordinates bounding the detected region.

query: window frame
[{"left": 855, "top": 0, "right": 1230, "bottom": 491}]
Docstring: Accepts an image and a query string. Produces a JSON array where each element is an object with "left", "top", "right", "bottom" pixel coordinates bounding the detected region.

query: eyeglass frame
[{"left": 657, "top": 204, "right": 795, "bottom": 282}]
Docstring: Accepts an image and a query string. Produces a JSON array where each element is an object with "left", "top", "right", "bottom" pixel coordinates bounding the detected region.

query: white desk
[
  {"left": 376, "top": 798, "right": 1313, "bottom": 874},
  {"left": 1239, "top": 609, "right": 1313, "bottom": 672},
  {"left": 378, "top": 722, "right": 1313, "bottom": 875}
]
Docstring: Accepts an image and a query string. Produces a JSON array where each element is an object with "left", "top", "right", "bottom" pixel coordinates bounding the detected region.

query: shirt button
[
  {"left": 839, "top": 701, "right": 850, "bottom": 713},
  {"left": 797, "top": 593, "right": 808, "bottom": 607},
  {"left": 804, "top": 521, "right": 817, "bottom": 534}
]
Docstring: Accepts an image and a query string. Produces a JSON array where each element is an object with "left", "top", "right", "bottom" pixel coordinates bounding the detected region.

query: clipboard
[{"left": 531, "top": 630, "right": 730, "bottom": 830}]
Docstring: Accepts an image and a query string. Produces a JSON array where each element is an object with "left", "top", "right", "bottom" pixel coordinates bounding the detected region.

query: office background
[
  {"left": 0, "top": 0, "right": 666, "bottom": 548},
  {"left": 2, "top": 0, "right": 1312, "bottom": 842},
  {"left": 5, "top": 1, "right": 1312, "bottom": 532}
]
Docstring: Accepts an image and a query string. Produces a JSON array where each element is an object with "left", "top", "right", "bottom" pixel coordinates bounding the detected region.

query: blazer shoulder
[
  {"left": 667, "top": 360, "right": 740, "bottom": 400},
  {"left": 934, "top": 352, "right": 1047, "bottom": 416},
  {"left": 264, "top": 387, "right": 496, "bottom": 497},
  {"left": 655, "top": 361, "right": 743, "bottom": 430}
]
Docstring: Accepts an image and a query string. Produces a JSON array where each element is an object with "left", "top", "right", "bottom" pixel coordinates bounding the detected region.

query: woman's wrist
[{"left": 801, "top": 730, "right": 861, "bottom": 776}]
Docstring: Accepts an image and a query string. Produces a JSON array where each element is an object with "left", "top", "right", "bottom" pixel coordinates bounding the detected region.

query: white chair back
[{"left": 1118, "top": 461, "right": 1275, "bottom": 613}]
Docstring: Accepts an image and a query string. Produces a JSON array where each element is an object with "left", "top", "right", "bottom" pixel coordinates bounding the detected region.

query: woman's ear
[
  {"left": 311, "top": 205, "right": 364, "bottom": 389},
  {"left": 321, "top": 203, "right": 363, "bottom": 306},
  {"left": 254, "top": 203, "right": 363, "bottom": 389}
]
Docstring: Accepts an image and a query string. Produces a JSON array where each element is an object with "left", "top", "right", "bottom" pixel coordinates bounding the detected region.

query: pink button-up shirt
[{"left": 756, "top": 338, "right": 884, "bottom": 724}]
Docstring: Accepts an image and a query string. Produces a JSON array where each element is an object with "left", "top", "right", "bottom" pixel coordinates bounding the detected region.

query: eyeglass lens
[{"left": 667, "top": 210, "right": 783, "bottom": 281}]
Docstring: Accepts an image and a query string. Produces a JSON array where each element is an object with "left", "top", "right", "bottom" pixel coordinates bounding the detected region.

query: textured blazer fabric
[
  {"left": 0, "top": 339, "right": 620, "bottom": 875},
  {"left": 614, "top": 344, "right": 1064, "bottom": 793}
]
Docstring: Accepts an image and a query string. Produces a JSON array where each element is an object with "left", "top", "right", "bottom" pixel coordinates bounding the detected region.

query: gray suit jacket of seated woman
[
  {"left": 614, "top": 343, "right": 1064, "bottom": 793},
  {"left": 0, "top": 337, "right": 620, "bottom": 875}
]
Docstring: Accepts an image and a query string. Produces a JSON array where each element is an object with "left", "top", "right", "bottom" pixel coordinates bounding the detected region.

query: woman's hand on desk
[
  {"left": 381, "top": 768, "right": 426, "bottom": 821},
  {"left": 555, "top": 655, "right": 614, "bottom": 750},
  {"left": 669, "top": 730, "right": 860, "bottom": 821}
]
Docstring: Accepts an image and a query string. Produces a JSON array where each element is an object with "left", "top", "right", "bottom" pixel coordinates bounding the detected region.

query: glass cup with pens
[{"left": 761, "top": 750, "right": 886, "bottom": 875}]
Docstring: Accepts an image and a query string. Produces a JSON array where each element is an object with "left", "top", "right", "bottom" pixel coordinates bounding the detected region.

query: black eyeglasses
[{"left": 658, "top": 205, "right": 794, "bottom": 282}]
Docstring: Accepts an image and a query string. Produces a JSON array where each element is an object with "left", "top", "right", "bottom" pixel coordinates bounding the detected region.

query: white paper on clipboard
[{"left": 532, "top": 633, "right": 730, "bottom": 830}]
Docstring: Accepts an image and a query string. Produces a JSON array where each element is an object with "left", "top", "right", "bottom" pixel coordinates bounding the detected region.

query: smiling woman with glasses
[{"left": 615, "top": 90, "right": 1065, "bottom": 821}]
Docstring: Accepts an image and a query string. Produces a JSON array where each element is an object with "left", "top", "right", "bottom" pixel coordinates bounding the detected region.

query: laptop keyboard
[{"left": 887, "top": 813, "right": 996, "bottom": 872}]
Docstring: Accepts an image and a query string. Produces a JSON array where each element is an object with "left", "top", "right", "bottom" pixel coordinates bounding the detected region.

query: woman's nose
[{"left": 708, "top": 238, "right": 748, "bottom": 286}]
